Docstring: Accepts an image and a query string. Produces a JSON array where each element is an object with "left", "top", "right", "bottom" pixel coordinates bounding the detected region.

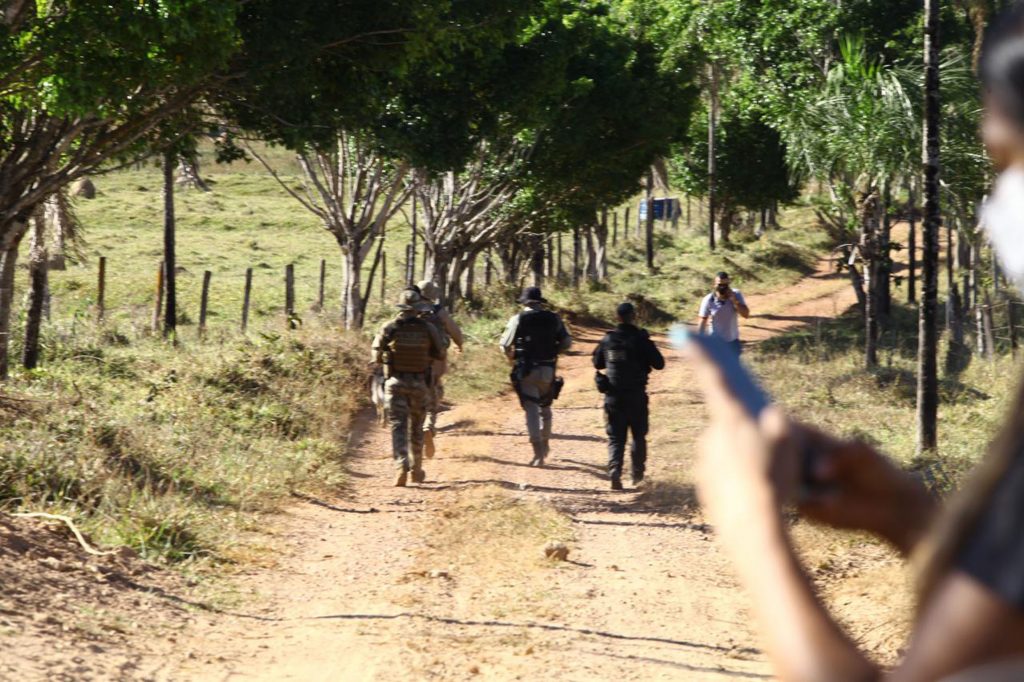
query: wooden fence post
[
  {"left": 198, "top": 270, "right": 211, "bottom": 339},
  {"left": 624, "top": 207, "right": 631, "bottom": 240},
  {"left": 241, "top": 267, "right": 253, "bottom": 332},
  {"left": 96, "top": 255, "right": 106, "bottom": 322},
  {"left": 153, "top": 260, "right": 164, "bottom": 333},
  {"left": 381, "top": 252, "right": 387, "bottom": 304},
  {"left": 983, "top": 294, "right": 996, "bottom": 361},
  {"left": 285, "top": 263, "right": 295, "bottom": 329},
  {"left": 612, "top": 212, "right": 618, "bottom": 247},
  {"left": 317, "top": 258, "right": 326, "bottom": 311},
  {"left": 1009, "top": 300, "right": 1019, "bottom": 359}
]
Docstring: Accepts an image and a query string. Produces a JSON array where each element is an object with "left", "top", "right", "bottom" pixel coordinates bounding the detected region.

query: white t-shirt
[{"left": 698, "top": 291, "right": 746, "bottom": 342}]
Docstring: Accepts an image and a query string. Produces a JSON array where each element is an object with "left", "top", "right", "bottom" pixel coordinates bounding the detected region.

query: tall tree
[{"left": 918, "top": 0, "right": 942, "bottom": 453}]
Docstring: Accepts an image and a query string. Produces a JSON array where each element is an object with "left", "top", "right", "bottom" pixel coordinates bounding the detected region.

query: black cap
[
  {"left": 518, "top": 286, "right": 547, "bottom": 304},
  {"left": 716, "top": 271, "right": 729, "bottom": 280},
  {"left": 616, "top": 302, "right": 636, "bottom": 320}
]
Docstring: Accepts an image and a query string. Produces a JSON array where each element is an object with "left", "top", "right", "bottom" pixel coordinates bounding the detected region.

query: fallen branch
[{"left": 9, "top": 512, "right": 118, "bottom": 557}]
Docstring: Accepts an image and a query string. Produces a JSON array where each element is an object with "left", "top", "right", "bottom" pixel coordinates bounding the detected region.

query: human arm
[
  {"left": 731, "top": 290, "right": 750, "bottom": 319},
  {"left": 592, "top": 337, "right": 607, "bottom": 370},
  {"left": 370, "top": 325, "right": 389, "bottom": 365},
  {"left": 426, "top": 321, "right": 447, "bottom": 361},
  {"left": 499, "top": 314, "right": 518, "bottom": 362},
  {"left": 698, "top": 295, "right": 711, "bottom": 335},
  {"left": 439, "top": 308, "right": 464, "bottom": 350},
  {"left": 689, "top": 343, "right": 1024, "bottom": 681},
  {"left": 557, "top": 319, "right": 573, "bottom": 354},
  {"left": 645, "top": 333, "right": 665, "bottom": 371}
]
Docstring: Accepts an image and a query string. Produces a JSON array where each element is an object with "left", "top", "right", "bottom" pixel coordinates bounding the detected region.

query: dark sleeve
[
  {"left": 592, "top": 336, "right": 606, "bottom": 370},
  {"left": 645, "top": 334, "right": 665, "bottom": 371},
  {"left": 958, "top": 450, "right": 1024, "bottom": 609}
]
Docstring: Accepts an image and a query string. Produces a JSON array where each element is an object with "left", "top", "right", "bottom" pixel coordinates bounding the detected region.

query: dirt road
[{"left": 159, "top": 256, "right": 860, "bottom": 681}]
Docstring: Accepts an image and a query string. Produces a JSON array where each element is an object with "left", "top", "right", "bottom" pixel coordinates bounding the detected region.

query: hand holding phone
[{"left": 672, "top": 325, "right": 819, "bottom": 497}]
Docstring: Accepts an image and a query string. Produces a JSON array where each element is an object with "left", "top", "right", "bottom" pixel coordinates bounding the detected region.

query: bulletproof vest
[
  {"left": 387, "top": 318, "right": 433, "bottom": 373},
  {"left": 604, "top": 327, "right": 647, "bottom": 392},
  {"left": 514, "top": 309, "right": 561, "bottom": 364},
  {"left": 420, "top": 304, "right": 450, "bottom": 348}
]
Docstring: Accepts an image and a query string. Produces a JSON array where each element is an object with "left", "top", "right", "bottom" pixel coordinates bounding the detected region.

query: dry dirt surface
[{"left": 1, "top": 253, "right": 910, "bottom": 680}]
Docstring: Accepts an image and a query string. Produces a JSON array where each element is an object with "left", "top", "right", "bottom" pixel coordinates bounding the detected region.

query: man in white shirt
[{"left": 697, "top": 271, "right": 750, "bottom": 355}]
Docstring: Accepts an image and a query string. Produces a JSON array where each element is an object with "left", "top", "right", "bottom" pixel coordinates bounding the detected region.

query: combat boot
[
  {"left": 411, "top": 467, "right": 426, "bottom": 484},
  {"left": 424, "top": 430, "right": 435, "bottom": 460},
  {"left": 610, "top": 477, "right": 623, "bottom": 491},
  {"left": 394, "top": 468, "right": 408, "bottom": 487},
  {"left": 529, "top": 440, "right": 545, "bottom": 467}
]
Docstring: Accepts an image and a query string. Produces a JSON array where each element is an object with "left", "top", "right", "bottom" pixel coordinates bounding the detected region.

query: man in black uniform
[
  {"left": 592, "top": 302, "right": 665, "bottom": 490},
  {"left": 499, "top": 287, "right": 572, "bottom": 466}
]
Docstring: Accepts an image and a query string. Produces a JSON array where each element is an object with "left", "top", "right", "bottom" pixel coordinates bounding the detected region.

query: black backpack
[
  {"left": 514, "top": 309, "right": 561, "bottom": 364},
  {"left": 604, "top": 328, "right": 647, "bottom": 392}
]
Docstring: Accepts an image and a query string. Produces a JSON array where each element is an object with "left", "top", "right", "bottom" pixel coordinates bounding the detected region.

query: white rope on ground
[{"left": 9, "top": 512, "right": 118, "bottom": 557}]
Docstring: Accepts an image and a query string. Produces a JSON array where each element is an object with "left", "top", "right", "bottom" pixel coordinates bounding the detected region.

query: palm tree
[{"left": 782, "top": 36, "right": 919, "bottom": 369}]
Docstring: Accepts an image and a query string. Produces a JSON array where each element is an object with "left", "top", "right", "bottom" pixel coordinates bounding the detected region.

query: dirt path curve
[{"left": 170, "top": 256, "right": 854, "bottom": 681}]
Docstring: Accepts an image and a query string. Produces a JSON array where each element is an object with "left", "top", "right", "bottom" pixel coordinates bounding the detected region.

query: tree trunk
[
  {"left": 572, "top": 226, "right": 581, "bottom": 287},
  {"left": 22, "top": 209, "right": 48, "bottom": 370},
  {"left": 708, "top": 62, "right": 719, "bottom": 251},
  {"left": 163, "top": 151, "right": 177, "bottom": 338},
  {"left": 556, "top": 233, "right": 563, "bottom": 281},
  {"left": 879, "top": 182, "right": 892, "bottom": 318},
  {"left": 530, "top": 237, "right": 544, "bottom": 288},
  {"left": 595, "top": 209, "right": 609, "bottom": 282},
  {"left": 848, "top": 262, "right": 867, "bottom": 311},
  {"left": 464, "top": 252, "right": 476, "bottom": 299},
  {"left": 341, "top": 245, "right": 365, "bottom": 330},
  {"left": 918, "top": 0, "right": 941, "bottom": 454},
  {"left": 860, "top": 192, "right": 881, "bottom": 369},
  {"left": 584, "top": 228, "right": 598, "bottom": 283},
  {"left": 645, "top": 170, "right": 655, "bottom": 271},
  {"left": 907, "top": 183, "right": 917, "bottom": 304}
]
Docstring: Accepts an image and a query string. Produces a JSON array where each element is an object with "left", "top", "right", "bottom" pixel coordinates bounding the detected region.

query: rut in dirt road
[{"left": 168, "top": 257, "right": 855, "bottom": 681}]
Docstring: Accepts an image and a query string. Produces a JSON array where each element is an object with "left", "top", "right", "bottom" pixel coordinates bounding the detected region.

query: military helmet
[
  {"left": 418, "top": 280, "right": 441, "bottom": 301},
  {"left": 396, "top": 288, "right": 432, "bottom": 311}
]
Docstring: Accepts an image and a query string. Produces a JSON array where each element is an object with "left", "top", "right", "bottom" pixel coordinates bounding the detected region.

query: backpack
[
  {"left": 420, "top": 304, "right": 451, "bottom": 349},
  {"left": 513, "top": 309, "right": 561, "bottom": 365},
  {"left": 604, "top": 328, "right": 647, "bottom": 392},
  {"left": 387, "top": 318, "right": 433, "bottom": 374}
]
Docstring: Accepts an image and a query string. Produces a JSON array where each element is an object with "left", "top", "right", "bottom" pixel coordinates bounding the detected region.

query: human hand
[{"left": 797, "top": 428, "right": 936, "bottom": 555}]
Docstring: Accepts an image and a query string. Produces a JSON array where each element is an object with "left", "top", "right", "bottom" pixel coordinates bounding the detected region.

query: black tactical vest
[
  {"left": 514, "top": 309, "right": 561, "bottom": 364},
  {"left": 388, "top": 318, "right": 432, "bottom": 373},
  {"left": 604, "top": 327, "right": 647, "bottom": 392}
]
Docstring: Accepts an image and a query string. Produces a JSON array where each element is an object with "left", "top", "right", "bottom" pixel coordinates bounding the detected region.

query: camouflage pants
[
  {"left": 424, "top": 375, "right": 444, "bottom": 434},
  {"left": 385, "top": 376, "right": 429, "bottom": 472}
]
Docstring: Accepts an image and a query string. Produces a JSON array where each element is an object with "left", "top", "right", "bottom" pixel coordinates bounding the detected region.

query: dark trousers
[{"left": 604, "top": 392, "right": 649, "bottom": 481}]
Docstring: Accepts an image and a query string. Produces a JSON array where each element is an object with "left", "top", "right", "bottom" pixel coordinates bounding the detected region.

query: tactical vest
[
  {"left": 514, "top": 309, "right": 561, "bottom": 365},
  {"left": 387, "top": 318, "right": 433, "bottom": 374},
  {"left": 604, "top": 328, "right": 647, "bottom": 392}
]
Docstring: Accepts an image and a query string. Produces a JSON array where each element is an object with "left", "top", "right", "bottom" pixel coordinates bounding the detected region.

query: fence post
[
  {"left": 624, "top": 207, "right": 631, "bottom": 240},
  {"left": 152, "top": 260, "right": 164, "bottom": 333},
  {"left": 381, "top": 252, "right": 387, "bottom": 305},
  {"left": 983, "top": 293, "right": 996, "bottom": 361},
  {"left": 242, "top": 267, "right": 253, "bottom": 333},
  {"left": 285, "top": 263, "right": 295, "bottom": 329},
  {"left": 198, "top": 270, "right": 211, "bottom": 339},
  {"left": 97, "top": 255, "right": 106, "bottom": 322},
  {"left": 317, "top": 258, "right": 326, "bottom": 312},
  {"left": 1009, "top": 300, "right": 1019, "bottom": 359},
  {"left": 612, "top": 212, "right": 618, "bottom": 247}
]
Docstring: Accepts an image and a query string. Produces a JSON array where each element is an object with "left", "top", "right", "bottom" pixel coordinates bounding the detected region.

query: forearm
[
  {"left": 737, "top": 304, "right": 750, "bottom": 318},
  {"left": 725, "top": 513, "right": 879, "bottom": 682}
]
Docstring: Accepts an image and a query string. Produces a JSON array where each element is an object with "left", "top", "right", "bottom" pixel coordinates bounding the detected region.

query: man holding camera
[
  {"left": 697, "top": 271, "right": 750, "bottom": 355},
  {"left": 592, "top": 302, "right": 665, "bottom": 491}
]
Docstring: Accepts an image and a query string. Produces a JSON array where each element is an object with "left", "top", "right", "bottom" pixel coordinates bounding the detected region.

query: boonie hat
[
  {"left": 396, "top": 288, "right": 431, "bottom": 311},
  {"left": 518, "top": 286, "right": 547, "bottom": 304}
]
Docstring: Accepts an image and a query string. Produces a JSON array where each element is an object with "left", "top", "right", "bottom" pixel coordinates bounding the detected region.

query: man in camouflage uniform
[
  {"left": 417, "top": 280, "right": 464, "bottom": 459},
  {"left": 371, "top": 289, "right": 447, "bottom": 487}
]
